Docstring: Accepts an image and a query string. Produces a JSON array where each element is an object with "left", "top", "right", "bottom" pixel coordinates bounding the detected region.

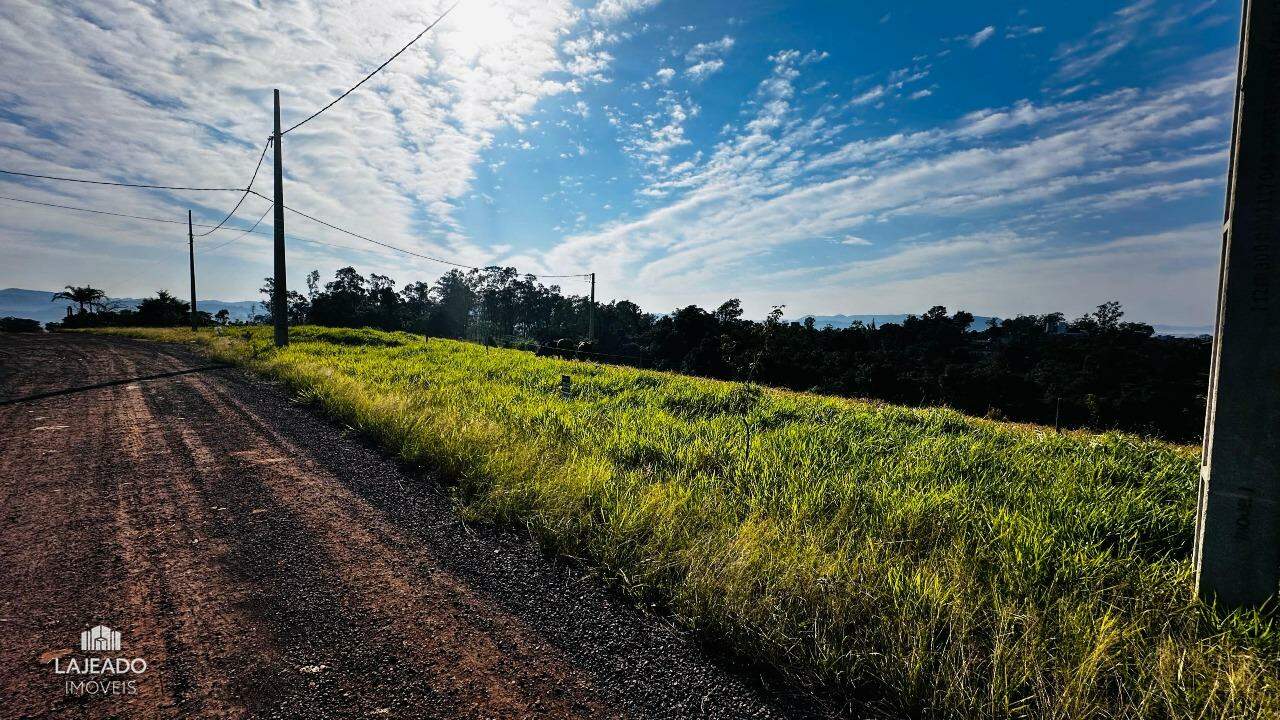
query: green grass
[{"left": 89, "top": 326, "right": 1279, "bottom": 718}]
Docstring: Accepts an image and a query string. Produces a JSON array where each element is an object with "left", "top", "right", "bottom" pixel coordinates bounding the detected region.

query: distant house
[{"left": 1045, "top": 320, "right": 1086, "bottom": 337}]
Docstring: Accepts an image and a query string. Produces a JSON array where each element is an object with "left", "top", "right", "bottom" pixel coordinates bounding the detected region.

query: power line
[
  {"left": 3, "top": 191, "right": 589, "bottom": 280},
  {"left": 199, "top": 202, "right": 274, "bottom": 254},
  {"left": 192, "top": 138, "right": 272, "bottom": 237},
  {"left": 0, "top": 168, "right": 244, "bottom": 192},
  {"left": 0, "top": 137, "right": 272, "bottom": 238},
  {"left": 251, "top": 189, "right": 477, "bottom": 269},
  {"left": 251, "top": 190, "right": 593, "bottom": 280},
  {"left": 0, "top": 193, "right": 343, "bottom": 250},
  {"left": 281, "top": 2, "right": 459, "bottom": 136},
  {"left": 0, "top": 194, "right": 196, "bottom": 228}
]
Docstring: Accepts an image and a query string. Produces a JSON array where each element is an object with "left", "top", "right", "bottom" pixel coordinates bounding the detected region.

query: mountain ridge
[{"left": 0, "top": 288, "right": 260, "bottom": 324}]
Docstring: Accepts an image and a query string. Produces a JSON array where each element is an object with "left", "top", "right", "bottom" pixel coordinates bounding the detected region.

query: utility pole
[
  {"left": 1193, "top": 0, "right": 1280, "bottom": 610},
  {"left": 588, "top": 272, "right": 596, "bottom": 341},
  {"left": 272, "top": 89, "right": 288, "bottom": 347},
  {"left": 188, "top": 209, "right": 197, "bottom": 331}
]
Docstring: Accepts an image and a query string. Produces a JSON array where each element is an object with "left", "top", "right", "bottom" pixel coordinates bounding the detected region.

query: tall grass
[{"left": 92, "top": 326, "right": 1279, "bottom": 718}]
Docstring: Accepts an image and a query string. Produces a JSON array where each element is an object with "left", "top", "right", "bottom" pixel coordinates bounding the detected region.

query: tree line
[
  {"left": 49, "top": 285, "right": 216, "bottom": 328},
  {"left": 42, "top": 267, "right": 1212, "bottom": 441}
]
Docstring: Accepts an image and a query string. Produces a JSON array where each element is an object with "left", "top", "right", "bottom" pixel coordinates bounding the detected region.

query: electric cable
[{"left": 281, "top": 2, "right": 459, "bottom": 136}]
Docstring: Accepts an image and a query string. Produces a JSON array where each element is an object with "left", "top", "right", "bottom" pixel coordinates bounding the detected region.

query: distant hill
[
  {"left": 798, "top": 313, "right": 1211, "bottom": 337},
  {"left": 1148, "top": 324, "right": 1214, "bottom": 338},
  {"left": 798, "top": 314, "right": 1000, "bottom": 330},
  {"left": 0, "top": 288, "right": 260, "bottom": 324}
]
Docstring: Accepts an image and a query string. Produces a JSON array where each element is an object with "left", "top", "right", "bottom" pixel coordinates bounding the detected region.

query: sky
[{"left": 0, "top": 0, "right": 1242, "bottom": 327}]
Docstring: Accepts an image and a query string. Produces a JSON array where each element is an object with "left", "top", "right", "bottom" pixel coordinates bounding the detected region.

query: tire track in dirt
[
  {"left": 0, "top": 338, "right": 163, "bottom": 717},
  {"left": 144, "top": 361, "right": 615, "bottom": 719},
  {"left": 140, "top": 378, "right": 455, "bottom": 718},
  {"left": 107, "top": 372, "right": 281, "bottom": 718}
]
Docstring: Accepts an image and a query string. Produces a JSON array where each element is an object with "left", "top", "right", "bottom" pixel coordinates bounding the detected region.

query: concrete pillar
[{"left": 1193, "top": 0, "right": 1280, "bottom": 610}]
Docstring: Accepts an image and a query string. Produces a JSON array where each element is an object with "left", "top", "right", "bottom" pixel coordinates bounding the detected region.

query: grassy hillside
[{"left": 89, "top": 326, "right": 1278, "bottom": 718}]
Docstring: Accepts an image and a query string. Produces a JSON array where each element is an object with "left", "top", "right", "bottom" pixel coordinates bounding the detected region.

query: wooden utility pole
[
  {"left": 588, "top": 272, "right": 596, "bottom": 341},
  {"left": 188, "top": 209, "right": 197, "bottom": 331},
  {"left": 272, "top": 89, "right": 289, "bottom": 347},
  {"left": 1193, "top": 0, "right": 1280, "bottom": 610}
]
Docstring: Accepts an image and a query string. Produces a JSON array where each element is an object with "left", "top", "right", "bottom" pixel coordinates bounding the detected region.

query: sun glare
[{"left": 442, "top": 0, "right": 520, "bottom": 60}]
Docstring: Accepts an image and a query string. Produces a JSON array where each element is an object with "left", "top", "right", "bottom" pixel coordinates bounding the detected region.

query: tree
[
  {"left": 714, "top": 299, "right": 744, "bottom": 323},
  {"left": 1074, "top": 301, "right": 1125, "bottom": 334},
  {"left": 366, "top": 273, "right": 401, "bottom": 329},
  {"left": 259, "top": 278, "right": 310, "bottom": 325},
  {"left": 214, "top": 309, "right": 230, "bottom": 325},
  {"left": 427, "top": 270, "right": 475, "bottom": 338},
  {"left": 327, "top": 266, "right": 367, "bottom": 296},
  {"left": 308, "top": 267, "right": 366, "bottom": 327},
  {"left": 399, "top": 280, "right": 435, "bottom": 332},
  {"left": 136, "top": 290, "right": 189, "bottom": 326},
  {"left": 51, "top": 285, "right": 107, "bottom": 314},
  {"left": 1094, "top": 301, "right": 1124, "bottom": 330},
  {"left": 1, "top": 317, "right": 42, "bottom": 332}
]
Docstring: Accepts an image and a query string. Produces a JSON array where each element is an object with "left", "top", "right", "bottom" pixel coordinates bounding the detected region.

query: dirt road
[{"left": 0, "top": 334, "right": 815, "bottom": 719}]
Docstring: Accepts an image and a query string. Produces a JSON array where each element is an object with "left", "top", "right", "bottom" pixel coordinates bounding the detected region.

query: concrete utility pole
[
  {"left": 272, "top": 89, "right": 289, "bottom": 347},
  {"left": 588, "top": 272, "right": 596, "bottom": 341},
  {"left": 1193, "top": 0, "right": 1280, "bottom": 610},
  {"left": 188, "top": 209, "right": 197, "bottom": 331}
]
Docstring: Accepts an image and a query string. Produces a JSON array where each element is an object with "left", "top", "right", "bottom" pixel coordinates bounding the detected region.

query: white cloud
[
  {"left": 1054, "top": 0, "right": 1155, "bottom": 80},
  {"left": 538, "top": 62, "right": 1232, "bottom": 319},
  {"left": 1006, "top": 25, "right": 1046, "bottom": 39},
  {"left": 968, "top": 26, "right": 996, "bottom": 48},
  {"left": 910, "top": 89, "right": 933, "bottom": 100},
  {"left": 611, "top": 90, "right": 698, "bottom": 176},
  {"left": 686, "top": 35, "right": 735, "bottom": 61},
  {"left": 777, "top": 223, "right": 1221, "bottom": 325},
  {"left": 682, "top": 35, "right": 733, "bottom": 83},
  {"left": 566, "top": 49, "right": 615, "bottom": 80},
  {"left": 685, "top": 59, "right": 725, "bottom": 82},
  {"left": 851, "top": 85, "right": 886, "bottom": 105},
  {"left": 590, "top": 0, "right": 662, "bottom": 23}
]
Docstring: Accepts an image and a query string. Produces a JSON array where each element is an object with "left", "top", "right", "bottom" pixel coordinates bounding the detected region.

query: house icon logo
[{"left": 80, "top": 625, "right": 122, "bottom": 652}]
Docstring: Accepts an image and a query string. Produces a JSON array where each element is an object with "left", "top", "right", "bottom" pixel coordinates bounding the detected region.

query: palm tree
[{"left": 51, "top": 285, "right": 107, "bottom": 314}]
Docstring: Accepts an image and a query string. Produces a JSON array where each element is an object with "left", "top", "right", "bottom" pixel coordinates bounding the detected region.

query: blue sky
[{"left": 0, "top": 0, "right": 1240, "bottom": 326}]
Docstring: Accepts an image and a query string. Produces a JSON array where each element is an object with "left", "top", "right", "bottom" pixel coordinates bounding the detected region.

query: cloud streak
[
  {"left": 968, "top": 26, "right": 996, "bottom": 48},
  {"left": 541, "top": 48, "right": 1233, "bottom": 320}
]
